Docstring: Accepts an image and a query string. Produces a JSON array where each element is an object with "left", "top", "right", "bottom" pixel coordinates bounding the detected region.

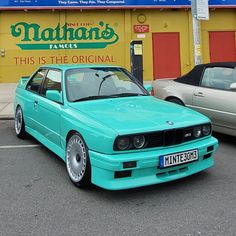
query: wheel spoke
[
  {"left": 66, "top": 135, "right": 87, "bottom": 183},
  {"left": 15, "top": 108, "right": 22, "bottom": 134}
]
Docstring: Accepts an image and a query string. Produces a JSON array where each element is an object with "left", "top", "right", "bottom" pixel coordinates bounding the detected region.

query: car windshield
[{"left": 65, "top": 67, "right": 148, "bottom": 102}]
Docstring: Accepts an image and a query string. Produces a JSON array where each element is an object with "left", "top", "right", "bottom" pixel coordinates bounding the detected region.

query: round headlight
[
  {"left": 193, "top": 126, "right": 202, "bottom": 138},
  {"left": 117, "top": 137, "right": 130, "bottom": 150},
  {"left": 202, "top": 124, "right": 211, "bottom": 136},
  {"left": 133, "top": 135, "right": 146, "bottom": 149}
]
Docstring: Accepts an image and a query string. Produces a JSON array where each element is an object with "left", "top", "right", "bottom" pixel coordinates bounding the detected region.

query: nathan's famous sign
[{"left": 11, "top": 21, "right": 119, "bottom": 50}]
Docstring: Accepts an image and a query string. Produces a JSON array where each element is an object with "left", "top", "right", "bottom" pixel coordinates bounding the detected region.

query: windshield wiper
[
  {"left": 72, "top": 95, "right": 117, "bottom": 102},
  {"left": 97, "top": 73, "right": 114, "bottom": 96},
  {"left": 116, "top": 93, "right": 147, "bottom": 97},
  {"left": 72, "top": 93, "right": 147, "bottom": 102}
]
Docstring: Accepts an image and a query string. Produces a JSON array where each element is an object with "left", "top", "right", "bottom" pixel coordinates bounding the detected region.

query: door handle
[
  {"left": 194, "top": 91, "right": 205, "bottom": 97},
  {"left": 34, "top": 101, "right": 38, "bottom": 107}
]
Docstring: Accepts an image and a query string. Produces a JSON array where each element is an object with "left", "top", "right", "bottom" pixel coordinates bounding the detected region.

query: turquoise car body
[{"left": 14, "top": 64, "right": 218, "bottom": 190}]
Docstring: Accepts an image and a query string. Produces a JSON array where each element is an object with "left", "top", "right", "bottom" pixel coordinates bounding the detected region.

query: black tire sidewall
[{"left": 15, "top": 106, "right": 26, "bottom": 138}]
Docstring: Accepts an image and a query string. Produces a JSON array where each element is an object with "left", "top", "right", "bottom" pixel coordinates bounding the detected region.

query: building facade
[{"left": 0, "top": 2, "right": 235, "bottom": 82}]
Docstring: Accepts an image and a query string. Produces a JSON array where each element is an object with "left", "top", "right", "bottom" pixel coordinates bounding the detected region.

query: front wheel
[
  {"left": 66, "top": 133, "right": 91, "bottom": 188},
  {"left": 15, "top": 106, "right": 27, "bottom": 139}
]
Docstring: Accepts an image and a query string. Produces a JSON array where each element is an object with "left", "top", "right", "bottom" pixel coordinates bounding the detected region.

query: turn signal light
[{"left": 123, "top": 161, "right": 137, "bottom": 169}]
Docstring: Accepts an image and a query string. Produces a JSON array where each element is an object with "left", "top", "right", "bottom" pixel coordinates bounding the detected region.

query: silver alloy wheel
[
  {"left": 15, "top": 107, "right": 23, "bottom": 135},
  {"left": 66, "top": 134, "right": 87, "bottom": 183}
]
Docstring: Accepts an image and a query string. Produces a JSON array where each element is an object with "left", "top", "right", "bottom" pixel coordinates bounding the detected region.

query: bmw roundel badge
[{"left": 166, "top": 121, "right": 174, "bottom": 125}]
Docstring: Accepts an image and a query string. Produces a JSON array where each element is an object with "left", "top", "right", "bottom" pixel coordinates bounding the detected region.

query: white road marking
[{"left": 0, "top": 144, "right": 41, "bottom": 149}]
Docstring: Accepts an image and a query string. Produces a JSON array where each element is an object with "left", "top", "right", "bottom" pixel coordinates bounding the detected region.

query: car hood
[{"left": 68, "top": 96, "right": 209, "bottom": 135}]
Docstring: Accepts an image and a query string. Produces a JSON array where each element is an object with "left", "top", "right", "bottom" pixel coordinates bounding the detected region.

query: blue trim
[{"left": 1, "top": 0, "right": 235, "bottom": 7}]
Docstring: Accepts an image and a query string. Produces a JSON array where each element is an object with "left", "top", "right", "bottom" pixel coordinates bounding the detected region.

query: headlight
[
  {"left": 193, "top": 126, "right": 202, "bottom": 138},
  {"left": 116, "top": 137, "right": 130, "bottom": 150},
  {"left": 133, "top": 135, "right": 146, "bottom": 149},
  {"left": 202, "top": 124, "right": 211, "bottom": 136}
]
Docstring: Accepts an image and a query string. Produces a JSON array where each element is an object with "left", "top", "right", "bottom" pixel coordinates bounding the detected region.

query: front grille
[
  {"left": 163, "top": 129, "right": 184, "bottom": 146},
  {"left": 113, "top": 123, "right": 211, "bottom": 151},
  {"left": 145, "top": 125, "right": 208, "bottom": 148}
]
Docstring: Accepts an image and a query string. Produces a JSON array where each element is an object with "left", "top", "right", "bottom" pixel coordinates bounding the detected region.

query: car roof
[
  {"left": 176, "top": 62, "right": 236, "bottom": 86},
  {"left": 39, "top": 64, "right": 119, "bottom": 70}
]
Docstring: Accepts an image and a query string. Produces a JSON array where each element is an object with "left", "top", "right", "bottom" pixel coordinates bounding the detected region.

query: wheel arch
[
  {"left": 15, "top": 104, "right": 21, "bottom": 113},
  {"left": 15, "top": 102, "right": 26, "bottom": 118},
  {"left": 66, "top": 130, "right": 79, "bottom": 144},
  {"left": 65, "top": 129, "right": 89, "bottom": 148},
  {"left": 165, "top": 96, "right": 185, "bottom": 106},
  {"left": 15, "top": 104, "right": 25, "bottom": 118}
]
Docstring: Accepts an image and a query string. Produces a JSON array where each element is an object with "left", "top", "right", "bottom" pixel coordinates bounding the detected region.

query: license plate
[{"left": 159, "top": 149, "right": 198, "bottom": 169}]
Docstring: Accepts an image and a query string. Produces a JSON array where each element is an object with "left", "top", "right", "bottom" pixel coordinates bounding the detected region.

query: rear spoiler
[{"left": 18, "top": 76, "right": 30, "bottom": 89}]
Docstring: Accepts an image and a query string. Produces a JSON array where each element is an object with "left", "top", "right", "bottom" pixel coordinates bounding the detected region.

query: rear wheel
[
  {"left": 15, "top": 106, "right": 27, "bottom": 139},
  {"left": 66, "top": 133, "right": 91, "bottom": 188},
  {"left": 167, "top": 98, "right": 184, "bottom": 106}
]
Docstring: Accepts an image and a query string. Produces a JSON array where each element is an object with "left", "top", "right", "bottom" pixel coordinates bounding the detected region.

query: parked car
[
  {"left": 14, "top": 65, "right": 218, "bottom": 190},
  {"left": 152, "top": 62, "right": 236, "bottom": 137}
]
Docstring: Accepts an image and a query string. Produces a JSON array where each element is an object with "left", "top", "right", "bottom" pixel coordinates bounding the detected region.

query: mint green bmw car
[{"left": 14, "top": 65, "right": 218, "bottom": 190}]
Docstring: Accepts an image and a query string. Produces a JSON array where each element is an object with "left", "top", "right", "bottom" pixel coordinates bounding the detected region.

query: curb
[{"left": 0, "top": 116, "right": 14, "bottom": 120}]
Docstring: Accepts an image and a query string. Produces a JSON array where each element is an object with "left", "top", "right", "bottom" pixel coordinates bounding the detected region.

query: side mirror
[
  {"left": 144, "top": 84, "right": 152, "bottom": 93},
  {"left": 46, "top": 90, "right": 63, "bottom": 103},
  {"left": 230, "top": 83, "right": 236, "bottom": 91}
]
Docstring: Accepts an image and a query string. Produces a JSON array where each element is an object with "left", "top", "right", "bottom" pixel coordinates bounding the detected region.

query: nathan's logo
[{"left": 11, "top": 21, "right": 119, "bottom": 50}]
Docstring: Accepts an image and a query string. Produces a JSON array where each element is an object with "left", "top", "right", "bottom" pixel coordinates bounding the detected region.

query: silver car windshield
[{"left": 65, "top": 67, "right": 147, "bottom": 102}]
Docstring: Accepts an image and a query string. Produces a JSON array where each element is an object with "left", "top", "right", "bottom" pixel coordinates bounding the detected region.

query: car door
[
  {"left": 36, "top": 69, "right": 63, "bottom": 148},
  {"left": 25, "top": 69, "right": 47, "bottom": 131},
  {"left": 192, "top": 67, "right": 236, "bottom": 131}
]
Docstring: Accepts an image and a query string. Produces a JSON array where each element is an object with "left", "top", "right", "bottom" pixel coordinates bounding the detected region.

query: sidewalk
[{"left": 0, "top": 83, "right": 17, "bottom": 120}]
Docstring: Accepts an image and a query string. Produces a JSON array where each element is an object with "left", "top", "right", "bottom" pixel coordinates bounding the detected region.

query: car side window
[
  {"left": 26, "top": 69, "right": 47, "bottom": 93},
  {"left": 41, "top": 70, "right": 62, "bottom": 96},
  {"left": 201, "top": 67, "right": 236, "bottom": 90}
]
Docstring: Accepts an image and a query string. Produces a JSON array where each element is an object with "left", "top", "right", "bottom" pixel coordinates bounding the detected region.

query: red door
[
  {"left": 209, "top": 31, "right": 236, "bottom": 62},
  {"left": 152, "top": 32, "right": 181, "bottom": 79}
]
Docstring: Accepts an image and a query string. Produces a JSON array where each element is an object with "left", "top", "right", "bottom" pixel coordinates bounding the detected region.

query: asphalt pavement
[{"left": 0, "top": 120, "right": 236, "bottom": 236}]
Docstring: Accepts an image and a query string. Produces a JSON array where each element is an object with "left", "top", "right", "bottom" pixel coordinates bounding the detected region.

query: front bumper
[{"left": 89, "top": 136, "right": 218, "bottom": 190}]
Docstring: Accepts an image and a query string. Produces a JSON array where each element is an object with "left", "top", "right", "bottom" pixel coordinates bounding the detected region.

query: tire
[
  {"left": 167, "top": 98, "right": 184, "bottom": 106},
  {"left": 14, "top": 106, "right": 27, "bottom": 139},
  {"left": 66, "top": 133, "right": 91, "bottom": 188}
]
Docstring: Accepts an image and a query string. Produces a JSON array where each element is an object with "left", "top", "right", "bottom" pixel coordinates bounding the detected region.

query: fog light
[
  {"left": 114, "top": 170, "right": 132, "bottom": 178},
  {"left": 203, "top": 153, "right": 211, "bottom": 159},
  {"left": 123, "top": 161, "right": 137, "bottom": 169}
]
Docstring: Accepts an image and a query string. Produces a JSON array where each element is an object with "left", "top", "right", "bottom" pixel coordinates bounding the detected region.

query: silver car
[{"left": 152, "top": 62, "right": 236, "bottom": 136}]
